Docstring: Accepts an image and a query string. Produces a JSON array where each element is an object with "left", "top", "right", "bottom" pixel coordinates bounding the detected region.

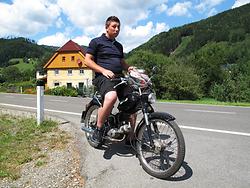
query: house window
[
  {"left": 54, "top": 82, "right": 59, "bottom": 87},
  {"left": 71, "top": 56, "right": 75, "bottom": 62},
  {"left": 62, "top": 56, "right": 66, "bottom": 62},
  {"left": 80, "top": 69, "right": 84, "bottom": 75},
  {"left": 67, "top": 83, "right": 72, "bottom": 88},
  {"left": 68, "top": 69, "right": 72, "bottom": 76},
  {"left": 54, "top": 69, "right": 59, "bottom": 75},
  {"left": 79, "top": 82, "right": 84, "bottom": 89}
]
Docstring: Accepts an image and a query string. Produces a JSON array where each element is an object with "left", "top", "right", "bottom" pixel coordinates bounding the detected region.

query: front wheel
[{"left": 136, "top": 118, "right": 185, "bottom": 179}]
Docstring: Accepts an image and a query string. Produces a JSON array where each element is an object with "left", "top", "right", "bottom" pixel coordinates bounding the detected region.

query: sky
[{"left": 0, "top": 0, "right": 250, "bottom": 52}]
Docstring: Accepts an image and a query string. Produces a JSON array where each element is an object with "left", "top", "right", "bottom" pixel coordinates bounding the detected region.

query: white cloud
[
  {"left": 232, "top": 0, "right": 250, "bottom": 8},
  {"left": 57, "top": 0, "right": 168, "bottom": 35},
  {"left": 0, "top": 0, "right": 170, "bottom": 51},
  {"left": 73, "top": 35, "right": 92, "bottom": 47},
  {"left": 121, "top": 21, "right": 169, "bottom": 52},
  {"left": 37, "top": 28, "right": 92, "bottom": 47},
  {"left": 207, "top": 7, "right": 218, "bottom": 17},
  {"left": 156, "top": 3, "right": 168, "bottom": 14},
  {"left": 37, "top": 32, "right": 69, "bottom": 46},
  {"left": 167, "top": 2, "right": 192, "bottom": 17},
  {"left": 56, "top": 17, "right": 64, "bottom": 28},
  {"left": 55, "top": 0, "right": 169, "bottom": 51},
  {"left": 0, "top": 0, "right": 61, "bottom": 37},
  {"left": 195, "top": 0, "right": 225, "bottom": 12}
]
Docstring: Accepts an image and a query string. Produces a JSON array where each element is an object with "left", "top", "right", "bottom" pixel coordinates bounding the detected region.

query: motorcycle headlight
[{"left": 148, "top": 93, "right": 156, "bottom": 104}]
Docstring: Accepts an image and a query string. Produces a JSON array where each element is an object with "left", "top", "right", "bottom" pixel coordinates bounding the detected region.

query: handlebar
[
  {"left": 111, "top": 71, "right": 153, "bottom": 89},
  {"left": 111, "top": 78, "right": 122, "bottom": 82},
  {"left": 111, "top": 77, "right": 128, "bottom": 89}
]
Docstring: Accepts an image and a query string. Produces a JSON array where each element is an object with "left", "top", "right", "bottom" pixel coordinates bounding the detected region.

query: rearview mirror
[{"left": 152, "top": 66, "right": 158, "bottom": 74}]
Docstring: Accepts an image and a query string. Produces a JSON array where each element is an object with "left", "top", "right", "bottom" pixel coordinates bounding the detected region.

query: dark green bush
[
  {"left": 76, "top": 85, "right": 95, "bottom": 97},
  {"left": 211, "top": 72, "right": 250, "bottom": 102},
  {"left": 45, "top": 86, "right": 78, "bottom": 97}
]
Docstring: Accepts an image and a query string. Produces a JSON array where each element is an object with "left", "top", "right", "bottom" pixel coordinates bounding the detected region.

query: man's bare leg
[{"left": 96, "top": 91, "right": 117, "bottom": 129}]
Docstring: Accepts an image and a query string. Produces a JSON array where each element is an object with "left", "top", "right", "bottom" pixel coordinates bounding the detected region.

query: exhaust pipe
[{"left": 81, "top": 123, "right": 94, "bottom": 134}]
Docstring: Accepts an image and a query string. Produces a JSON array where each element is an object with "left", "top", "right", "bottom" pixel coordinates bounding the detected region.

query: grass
[
  {"left": 9, "top": 58, "right": 38, "bottom": 71},
  {"left": 158, "top": 98, "right": 250, "bottom": 107},
  {"left": 171, "top": 36, "right": 193, "bottom": 57},
  {"left": 0, "top": 114, "right": 71, "bottom": 180}
]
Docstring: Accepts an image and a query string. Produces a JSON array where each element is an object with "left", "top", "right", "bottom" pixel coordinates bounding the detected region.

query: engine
[{"left": 107, "top": 122, "right": 131, "bottom": 139}]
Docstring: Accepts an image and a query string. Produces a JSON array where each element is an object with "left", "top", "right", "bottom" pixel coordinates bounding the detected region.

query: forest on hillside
[
  {"left": 0, "top": 37, "right": 55, "bottom": 67},
  {"left": 127, "top": 3, "right": 250, "bottom": 102},
  {"left": 0, "top": 37, "right": 55, "bottom": 83}
]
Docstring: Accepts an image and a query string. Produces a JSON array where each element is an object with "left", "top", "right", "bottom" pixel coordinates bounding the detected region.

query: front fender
[
  {"left": 135, "top": 112, "right": 176, "bottom": 135},
  {"left": 148, "top": 112, "right": 175, "bottom": 121}
]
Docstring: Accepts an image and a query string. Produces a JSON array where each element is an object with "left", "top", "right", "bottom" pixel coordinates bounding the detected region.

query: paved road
[{"left": 1, "top": 93, "right": 250, "bottom": 188}]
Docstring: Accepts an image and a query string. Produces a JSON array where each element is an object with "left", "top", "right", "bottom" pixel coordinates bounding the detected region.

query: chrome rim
[{"left": 138, "top": 119, "right": 179, "bottom": 173}]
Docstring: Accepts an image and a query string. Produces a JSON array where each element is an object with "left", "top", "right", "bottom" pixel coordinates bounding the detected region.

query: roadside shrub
[
  {"left": 45, "top": 86, "right": 78, "bottom": 97},
  {"left": 158, "top": 63, "right": 203, "bottom": 100},
  {"left": 24, "top": 88, "right": 36, "bottom": 94},
  {"left": 211, "top": 73, "right": 250, "bottom": 102},
  {"left": 77, "top": 86, "right": 95, "bottom": 97},
  {"left": 0, "top": 81, "right": 36, "bottom": 93}
]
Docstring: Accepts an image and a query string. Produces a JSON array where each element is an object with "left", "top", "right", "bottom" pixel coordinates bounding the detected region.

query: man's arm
[
  {"left": 121, "top": 59, "right": 135, "bottom": 72},
  {"left": 85, "top": 53, "right": 115, "bottom": 79}
]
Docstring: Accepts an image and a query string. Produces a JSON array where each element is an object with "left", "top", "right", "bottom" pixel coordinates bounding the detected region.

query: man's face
[{"left": 106, "top": 21, "right": 120, "bottom": 39}]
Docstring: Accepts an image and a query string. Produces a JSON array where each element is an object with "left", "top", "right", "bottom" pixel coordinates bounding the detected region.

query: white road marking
[
  {"left": 180, "top": 125, "right": 250, "bottom": 137},
  {"left": 184, "top": 109, "right": 236, "bottom": 114},
  {"left": 156, "top": 101, "right": 250, "bottom": 109},
  {"left": 1, "top": 103, "right": 249, "bottom": 137},
  {"left": 24, "top": 97, "right": 35, "bottom": 100},
  {"left": 5, "top": 96, "right": 14, "bottom": 98},
  {"left": 0, "top": 103, "right": 81, "bottom": 115},
  {"left": 0, "top": 103, "right": 36, "bottom": 110},
  {"left": 45, "top": 109, "right": 81, "bottom": 115},
  {"left": 49, "top": 99, "right": 68, "bottom": 103}
]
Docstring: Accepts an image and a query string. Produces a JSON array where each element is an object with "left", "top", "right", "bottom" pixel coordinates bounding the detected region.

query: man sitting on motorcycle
[{"left": 84, "top": 16, "right": 135, "bottom": 145}]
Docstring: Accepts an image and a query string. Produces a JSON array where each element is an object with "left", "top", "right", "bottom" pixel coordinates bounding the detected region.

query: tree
[
  {"left": 158, "top": 63, "right": 202, "bottom": 100},
  {"left": 2, "top": 66, "right": 22, "bottom": 82},
  {"left": 188, "top": 42, "right": 228, "bottom": 95}
]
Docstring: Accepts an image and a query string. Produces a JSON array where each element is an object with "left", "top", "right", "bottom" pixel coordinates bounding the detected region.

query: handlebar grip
[{"left": 111, "top": 78, "right": 122, "bottom": 82}]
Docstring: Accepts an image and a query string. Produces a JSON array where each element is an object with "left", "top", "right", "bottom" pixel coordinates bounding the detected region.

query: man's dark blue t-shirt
[{"left": 86, "top": 33, "right": 124, "bottom": 76}]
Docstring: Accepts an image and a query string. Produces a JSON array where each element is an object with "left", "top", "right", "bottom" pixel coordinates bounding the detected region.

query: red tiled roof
[{"left": 57, "top": 40, "right": 85, "bottom": 54}]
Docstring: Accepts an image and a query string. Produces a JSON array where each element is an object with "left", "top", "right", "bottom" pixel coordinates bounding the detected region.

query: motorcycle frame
[{"left": 82, "top": 86, "right": 176, "bottom": 148}]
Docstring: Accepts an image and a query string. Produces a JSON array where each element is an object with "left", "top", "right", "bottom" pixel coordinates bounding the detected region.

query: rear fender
[{"left": 81, "top": 97, "right": 102, "bottom": 121}]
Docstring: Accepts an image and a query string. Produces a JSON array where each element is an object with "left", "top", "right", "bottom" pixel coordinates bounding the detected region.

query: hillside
[
  {"left": 0, "top": 37, "right": 56, "bottom": 68},
  {"left": 126, "top": 3, "right": 250, "bottom": 102},
  {"left": 129, "top": 3, "right": 250, "bottom": 56}
]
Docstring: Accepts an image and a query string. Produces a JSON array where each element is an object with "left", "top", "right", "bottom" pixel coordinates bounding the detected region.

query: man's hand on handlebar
[
  {"left": 102, "top": 69, "right": 115, "bottom": 79},
  {"left": 128, "top": 66, "right": 136, "bottom": 72}
]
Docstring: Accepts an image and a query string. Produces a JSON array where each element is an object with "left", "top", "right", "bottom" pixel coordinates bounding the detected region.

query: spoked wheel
[
  {"left": 83, "top": 105, "right": 101, "bottom": 147},
  {"left": 136, "top": 118, "right": 185, "bottom": 179}
]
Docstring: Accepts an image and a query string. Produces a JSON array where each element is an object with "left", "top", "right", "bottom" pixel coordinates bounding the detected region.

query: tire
[
  {"left": 136, "top": 118, "right": 185, "bottom": 179},
  {"left": 82, "top": 105, "right": 101, "bottom": 148}
]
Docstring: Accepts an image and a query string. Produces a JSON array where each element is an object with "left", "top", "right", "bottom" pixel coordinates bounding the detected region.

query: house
[{"left": 43, "top": 40, "right": 94, "bottom": 89}]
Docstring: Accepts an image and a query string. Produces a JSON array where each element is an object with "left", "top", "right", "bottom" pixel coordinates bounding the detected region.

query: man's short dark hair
[{"left": 105, "top": 16, "right": 120, "bottom": 28}]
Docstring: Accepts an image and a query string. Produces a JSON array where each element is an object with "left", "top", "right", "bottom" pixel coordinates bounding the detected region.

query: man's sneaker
[{"left": 90, "top": 128, "right": 103, "bottom": 146}]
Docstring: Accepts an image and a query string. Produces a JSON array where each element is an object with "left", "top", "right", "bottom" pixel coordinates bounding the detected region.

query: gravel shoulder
[{"left": 0, "top": 108, "right": 85, "bottom": 188}]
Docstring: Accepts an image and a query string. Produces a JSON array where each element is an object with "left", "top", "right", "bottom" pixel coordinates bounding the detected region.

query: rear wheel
[
  {"left": 83, "top": 105, "right": 101, "bottom": 148},
  {"left": 136, "top": 118, "right": 185, "bottom": 179}
]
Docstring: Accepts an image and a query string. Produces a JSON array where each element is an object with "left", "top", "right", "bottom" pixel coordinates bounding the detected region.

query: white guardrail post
[{"left": 37, "top": 79, "right": 45, "bottom": 125}]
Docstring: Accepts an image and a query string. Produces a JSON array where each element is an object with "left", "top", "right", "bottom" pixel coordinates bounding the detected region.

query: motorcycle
[{"left": 80, "top": 67, "right": 185, "bottom": 179}]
